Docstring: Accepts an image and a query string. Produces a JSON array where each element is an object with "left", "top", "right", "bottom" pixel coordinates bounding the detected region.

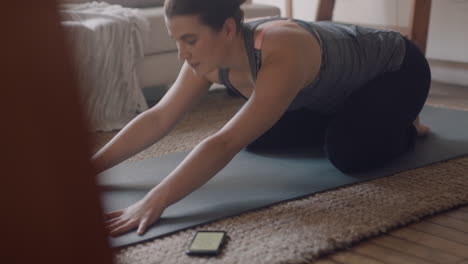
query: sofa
[
  {"left": 60, "top": 0, "right": 280, "bottom": 130},
  {"left": 63, "top": 0, "right": 280, "bottom": 90}
]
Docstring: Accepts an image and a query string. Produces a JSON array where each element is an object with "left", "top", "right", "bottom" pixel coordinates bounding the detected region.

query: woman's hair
[{"left": 164, "top": 0, "right": 247, "bottom": 33}]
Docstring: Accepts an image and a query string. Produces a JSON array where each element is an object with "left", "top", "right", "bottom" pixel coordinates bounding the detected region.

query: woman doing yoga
[{"left": 95, "top": 0, "right": 431, "bottom": 236}]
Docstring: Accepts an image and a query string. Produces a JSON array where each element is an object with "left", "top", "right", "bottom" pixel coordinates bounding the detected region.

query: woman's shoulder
[
  {"left": 258, "top": 20, "right": 320, "bottom": 62},
  {"left": 255, "top": 19, "right": 322, "bottom": 87}
]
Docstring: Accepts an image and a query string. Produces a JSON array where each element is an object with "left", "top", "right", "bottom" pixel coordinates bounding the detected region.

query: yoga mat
[{"left": 99, "top": 106, "right": 468, "bottom": 248}]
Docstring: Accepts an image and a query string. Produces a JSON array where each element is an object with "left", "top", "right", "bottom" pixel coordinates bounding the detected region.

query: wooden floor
[{"left": 312, "top": 82, "right": 468, "bottom": 264}]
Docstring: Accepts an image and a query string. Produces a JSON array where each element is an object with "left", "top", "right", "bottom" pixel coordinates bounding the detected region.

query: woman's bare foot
[{"left": 413, "top": 116, "right": 430, "bottom": 136}]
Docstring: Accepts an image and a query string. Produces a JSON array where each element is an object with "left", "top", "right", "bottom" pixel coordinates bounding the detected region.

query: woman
[{"left": 98, "top": 0, "right": 431, "bottom": 236}]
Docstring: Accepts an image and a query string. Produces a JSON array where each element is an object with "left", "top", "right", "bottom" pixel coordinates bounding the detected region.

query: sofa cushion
[
  {"left": 62, "top": 0, "right": 164, "bottom": 7},
  {"left": 103, "top": 0, "right": 164, "bottom": 8},
  {"left": 139, "top": 3, "right": 281, "bottom": 55},
  {"left": 137, "top": 7, "right": 174, "bottom": 55}
]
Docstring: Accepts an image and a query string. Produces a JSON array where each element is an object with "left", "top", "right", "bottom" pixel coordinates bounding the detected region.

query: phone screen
[{"left": 187, "top": 231, "right": 226, "bottom": 255}]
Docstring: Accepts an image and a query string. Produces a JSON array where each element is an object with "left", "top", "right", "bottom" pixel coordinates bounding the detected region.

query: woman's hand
[{"left": 105, "top": 189, "right": 167, "bottom": 236}]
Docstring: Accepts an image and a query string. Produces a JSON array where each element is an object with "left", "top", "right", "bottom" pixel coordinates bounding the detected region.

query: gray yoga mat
[{"left": 99, "top": 106, "right": 468, "bottom": 248}]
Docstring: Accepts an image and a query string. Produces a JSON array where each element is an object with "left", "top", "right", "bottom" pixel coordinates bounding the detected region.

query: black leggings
[{"left": 247, "top": 37, "right": 431, "bottom": 173}]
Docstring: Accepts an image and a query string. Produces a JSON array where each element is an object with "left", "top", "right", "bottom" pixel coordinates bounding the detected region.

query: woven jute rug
[{"left": 92, "top": 86, "right": 468, "bottom": 264}]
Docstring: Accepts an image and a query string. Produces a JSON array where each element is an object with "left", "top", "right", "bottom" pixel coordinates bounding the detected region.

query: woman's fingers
[
  {"left": 106, "top": 217, "right": 129, "bottom": 232},
  {"left": 103, "top": 194, "right": 166, "bottom": 236},
  {"left": 137, "top": 217, "right": 149, "bottom": 235},
  {"left": 137, "top": 209, "right": 164, "bottom": 236},
  {"left": 104, "top": 210, "right": 123, "bottom": 220},
  {"left": 107, "top": 216, "right": 151, "bottom": 237},
  {"left": 109, "top": 218, "right": 139, "bottom": 237},
  {"left": 105, "top": 216, "right": 121, "bottom": 226}
]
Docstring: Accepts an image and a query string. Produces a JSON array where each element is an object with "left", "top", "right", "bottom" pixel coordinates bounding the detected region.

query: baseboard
[{"left": 428, "top": 59, "right": 468, "bottom": 87}]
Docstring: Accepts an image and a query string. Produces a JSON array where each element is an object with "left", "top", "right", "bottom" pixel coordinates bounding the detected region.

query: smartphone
[{"left": 186, "top": 231, "right": 227, "bottom": 256}]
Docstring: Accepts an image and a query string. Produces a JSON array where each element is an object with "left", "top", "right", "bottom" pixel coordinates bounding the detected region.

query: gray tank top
[{"left": 219, "top": 17, "right": 406, "bottom": 114}]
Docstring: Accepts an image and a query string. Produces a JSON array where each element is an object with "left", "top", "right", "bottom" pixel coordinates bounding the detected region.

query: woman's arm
[
  {"left": 92, "top": 62, "right": 212, "bottom": 173},
  {"left": 106, "top": 31, "right": 314, "bottom": 236}
]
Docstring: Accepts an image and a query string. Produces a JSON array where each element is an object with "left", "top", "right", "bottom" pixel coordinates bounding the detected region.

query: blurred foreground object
[{"left": 0, "top": 1, "right": 113, "bottom": 263}]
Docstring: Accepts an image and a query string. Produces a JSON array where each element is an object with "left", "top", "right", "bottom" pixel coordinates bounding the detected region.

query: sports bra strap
[{"left": 254, "top": 19, "right": 297, "bottom": 50}]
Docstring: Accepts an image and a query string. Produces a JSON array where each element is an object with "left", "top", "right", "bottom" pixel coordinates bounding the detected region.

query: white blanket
[{"left": 60, "top": 2, "right": 149, "bottom": 131}]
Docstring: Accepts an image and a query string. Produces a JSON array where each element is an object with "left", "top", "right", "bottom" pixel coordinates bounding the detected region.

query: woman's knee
[
  {"left": 325, "top": 143, "right": 371, "bottom": 173},
  {"left": 324, "top": 125, "right": 383, "bottom": 173},
  {"left": 324, "top": 124, "right": 415, "bottom": 174}
]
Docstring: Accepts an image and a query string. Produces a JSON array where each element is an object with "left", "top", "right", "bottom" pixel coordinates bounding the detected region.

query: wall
[{"left": 253, "top": 0, "right": 468, "bottom": 86}]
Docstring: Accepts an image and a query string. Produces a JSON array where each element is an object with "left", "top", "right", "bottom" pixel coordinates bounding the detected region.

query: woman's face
[{"left": 165, "top": 15, "right": 230, "bottom": 76}]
